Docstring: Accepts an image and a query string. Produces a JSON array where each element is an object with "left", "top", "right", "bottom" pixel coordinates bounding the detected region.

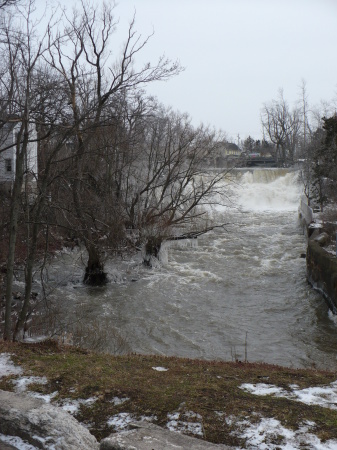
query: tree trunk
[
  {"left": 143, "top": 236, "right": 162, "bottom": 267},
  {"left": 13, "top": 204, "right": 39, "bottom": 341},
  {"left": 3, "top": 182, "right": 21, "bottom": 340},
  {"left": 83, "top": 244, "right": 107, "bottom": 285},
  {"left": 3, "top": 148, "right": 25, "bottom": 340}
]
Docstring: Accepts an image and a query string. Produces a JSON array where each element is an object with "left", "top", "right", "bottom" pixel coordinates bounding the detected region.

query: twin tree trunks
[{"left": 83, "top": 237, "right": 163, "bottom": 285}]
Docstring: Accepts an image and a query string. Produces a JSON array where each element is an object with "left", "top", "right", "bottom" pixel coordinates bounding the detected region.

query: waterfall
[{"left": 236, "top": 169, "right": 301, "bottom": 212}]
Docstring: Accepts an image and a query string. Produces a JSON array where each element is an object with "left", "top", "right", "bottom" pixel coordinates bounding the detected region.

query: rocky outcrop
[
  {"left": 0, "top": 390, "right": 99, "bottom": 449},
  {"left": 307, "top": 240, "right": 337, "bottom": 313},
  {"left": 100, "top": 421, "right": 232, "bottom": 450}
]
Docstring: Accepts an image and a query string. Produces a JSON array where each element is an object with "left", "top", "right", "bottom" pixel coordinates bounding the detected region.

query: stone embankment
[{"left": 299, "top": 196, "right": 337, "bottom": 311}]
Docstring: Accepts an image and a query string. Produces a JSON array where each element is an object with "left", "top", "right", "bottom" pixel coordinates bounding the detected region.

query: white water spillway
[
  {"left": 33, "top": 168, "right": 337, "bottom": 370},
  {"left": 237, "top": 169, "right": 301, "bottom": 212}
]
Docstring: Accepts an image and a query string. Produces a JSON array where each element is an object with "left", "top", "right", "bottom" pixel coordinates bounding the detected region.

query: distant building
[
  {"left": 0, "top": 120, "right": 38, "bottom": 191},
  {"left": 221, "top": 142, "right": 241, "bottom": 157},
  {"left": 211, "top": 142, "right": 242, "bottom": 168}
]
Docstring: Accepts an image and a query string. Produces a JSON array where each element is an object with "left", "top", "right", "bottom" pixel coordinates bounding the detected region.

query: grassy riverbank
[{"left": 1, "top": 340, "right": 337, "bottom": 448}]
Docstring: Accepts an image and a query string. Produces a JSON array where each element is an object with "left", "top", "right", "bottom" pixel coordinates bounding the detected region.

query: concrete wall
[
  {"left": 299, "top": 197, "right": 337, "bottom": 312},
  {"left": 306, "top": 240, "right": 337, "bottom": 313}
]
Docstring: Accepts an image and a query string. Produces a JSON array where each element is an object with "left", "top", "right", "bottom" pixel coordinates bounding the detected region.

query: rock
[
  {"left": 314, "top": 232, "right": 330, "bottom": 246},
  {"left": 0, "top": 390, "right": 99, "bottom": 450},
  {"left": 0, "top": 442, "right": 19, "bottom": 450},
  {"left": 100, "top": 421, "right": 232, "bottom": 450}
]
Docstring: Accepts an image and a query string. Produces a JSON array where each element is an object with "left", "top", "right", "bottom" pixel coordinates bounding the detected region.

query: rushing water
[{"left": 35, "top": 168, "right": 337, "bottom": 370}]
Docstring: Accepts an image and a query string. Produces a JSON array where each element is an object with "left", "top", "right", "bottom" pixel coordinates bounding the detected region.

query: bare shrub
[
  {"left": 70, "top": 318, "right": 131, "bottom": 355},
  {"left": 321, "top": 206, "right": 337, "bottom": 244}
]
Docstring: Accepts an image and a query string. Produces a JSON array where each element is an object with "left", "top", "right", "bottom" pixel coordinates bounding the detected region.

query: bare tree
[
  {"left": 1, "top": 0, "right": 54, "bottom": 340},
  {"left": 261, "top": 89, "right": 301, "bottom": 165},
  {"left": 43, "top": 1, "right": 182, "bottom": 284},
  {"left": 111, "top": 104, "right": 231, "bottom": 265},
  {"left": 0, "top": 0, "right": 20, "bottom": 12}
]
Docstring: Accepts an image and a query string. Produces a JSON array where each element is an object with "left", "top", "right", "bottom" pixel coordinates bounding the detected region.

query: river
[{"left": 32, "top": 168, "right": 337, "bottom": 370}]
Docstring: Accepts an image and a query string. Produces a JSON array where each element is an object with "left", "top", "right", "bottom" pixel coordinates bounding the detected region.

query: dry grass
[{"left": 1, "top": 340, "right": 337, "bottom": 447}]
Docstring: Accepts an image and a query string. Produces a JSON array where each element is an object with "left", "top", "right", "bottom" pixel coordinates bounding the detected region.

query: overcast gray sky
[
  {"left": 39, "top": 0, "right": 337, "bottom": 143},
  {"left": 112, "top": 0, "right": 337, "bottom": 143}
]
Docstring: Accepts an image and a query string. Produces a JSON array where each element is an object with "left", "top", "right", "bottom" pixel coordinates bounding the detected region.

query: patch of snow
[
  {"left": 328, "top": 310, "right": 337, "bottom": 326},
  {"left": 61, "top": 400, "right": 80, "bottom": 414},
  {"left": 167, "top": 412, "right": 180, "bottom": 421},
  {"left": 326, "top": 245, "right": 337, "bottom": 257},
  {"left": 225, "top": 415, "right": 236, "bottom": 425},
  {"left": 110, "top": 396, "right": 129, "bottom": 405},
  {"left": 0, "top": 353, "right": 23, "bottom": 377},
  {"left": 29, "top": 391, "right": 58, "bottom": 403},
  {"left": 107, "top": 412, "right": 134, "bottom": 430},
  {"left": 240, "top": 381, "right": 337, "bottom": 410},
  {"left": 166, "top": 411, "right": 203, "bottom": 437},
  {"left": 152, "top": 366, "right": 168, "bottom": 371},
  {"left": 22, "top": 336, "right": 48, "bottom": 343},
  {"left": 309, "top": 222, "right": 323, "bottom": 229},
  {"left": 0, "top": 433, "right": 38, "bottom": 449},
  {"left": 81, "top": 396, "right": 98, "bottom": 405},
  {"left": 234, "top": 417, "right": 337, "bottom": 449},
  {"left": 240, "top": 383, "right": 285, "bottom": 396},
  {"left": 183, "top": 411, "right": 202, "bottom": 420},
  {"left": 13, "top": 376, "right": 47, "bottom": 393},
  {"left": 292, "top": 384, "right": 337, "bottom": 409},
  {"left": 31, "top": 435, "right": 48, "bottom": 446},
  {"left": 139, "top": 415, "right": 157, "bottom": 422},
  {"left": 58, "top": 396, "right": 98, "bottom": 414}
]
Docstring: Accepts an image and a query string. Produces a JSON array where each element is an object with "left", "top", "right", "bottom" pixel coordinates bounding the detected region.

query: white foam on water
[{"left": 237, "top": 170, "right": 301, "bottom": 212}]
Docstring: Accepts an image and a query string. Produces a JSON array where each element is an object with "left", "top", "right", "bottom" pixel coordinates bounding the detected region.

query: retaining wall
[
  {"left": 306, "top": 240, "right": 337, "bottom": 313},
  {"left": 298, "top": 196, "right": 337, "bottom": 312}
]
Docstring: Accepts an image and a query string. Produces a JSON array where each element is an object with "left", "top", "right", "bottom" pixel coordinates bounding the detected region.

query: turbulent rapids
[{"left": 27, "top": 168, "right": 337, "bottom": 370}]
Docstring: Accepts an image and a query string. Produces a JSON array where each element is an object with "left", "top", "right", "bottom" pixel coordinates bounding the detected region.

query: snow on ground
[
  {"left": 12, "top": 375, "right": 59, "bottom": 403},
  {"left": 152, "top": 366, "right": 168, "bottom": 371},
  {"left": 0, "top": 353, "right": 22, "bottom": 377},
  {"left": 166, "top": 411, "right": 203, "bottom": 436},
  {"left": 13, "top": 376, "right": 47, "bottom": 393},
  {"left": 58, "top": 396, "right": 98, "bottom": 414},
  {"left": 233, "top": 417, "right": 337, "bottom": 450},
  {"left": 106, "top": 412, "right": 157, "bottom": 430},
  {"left": 107, "top": 412, "right": 135, "bottom": 429},
  {"left": 2, "top": 352, "right": 337, "bottom": 448},
  {"left": 240, "top": 381, "right": 337, "bottom": 409},
  {"left": 29, "top": 390, "right": 58, "bottom": 403},
  {"left": 109, "top": 396, "right": 130, "bottom": 405}
]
